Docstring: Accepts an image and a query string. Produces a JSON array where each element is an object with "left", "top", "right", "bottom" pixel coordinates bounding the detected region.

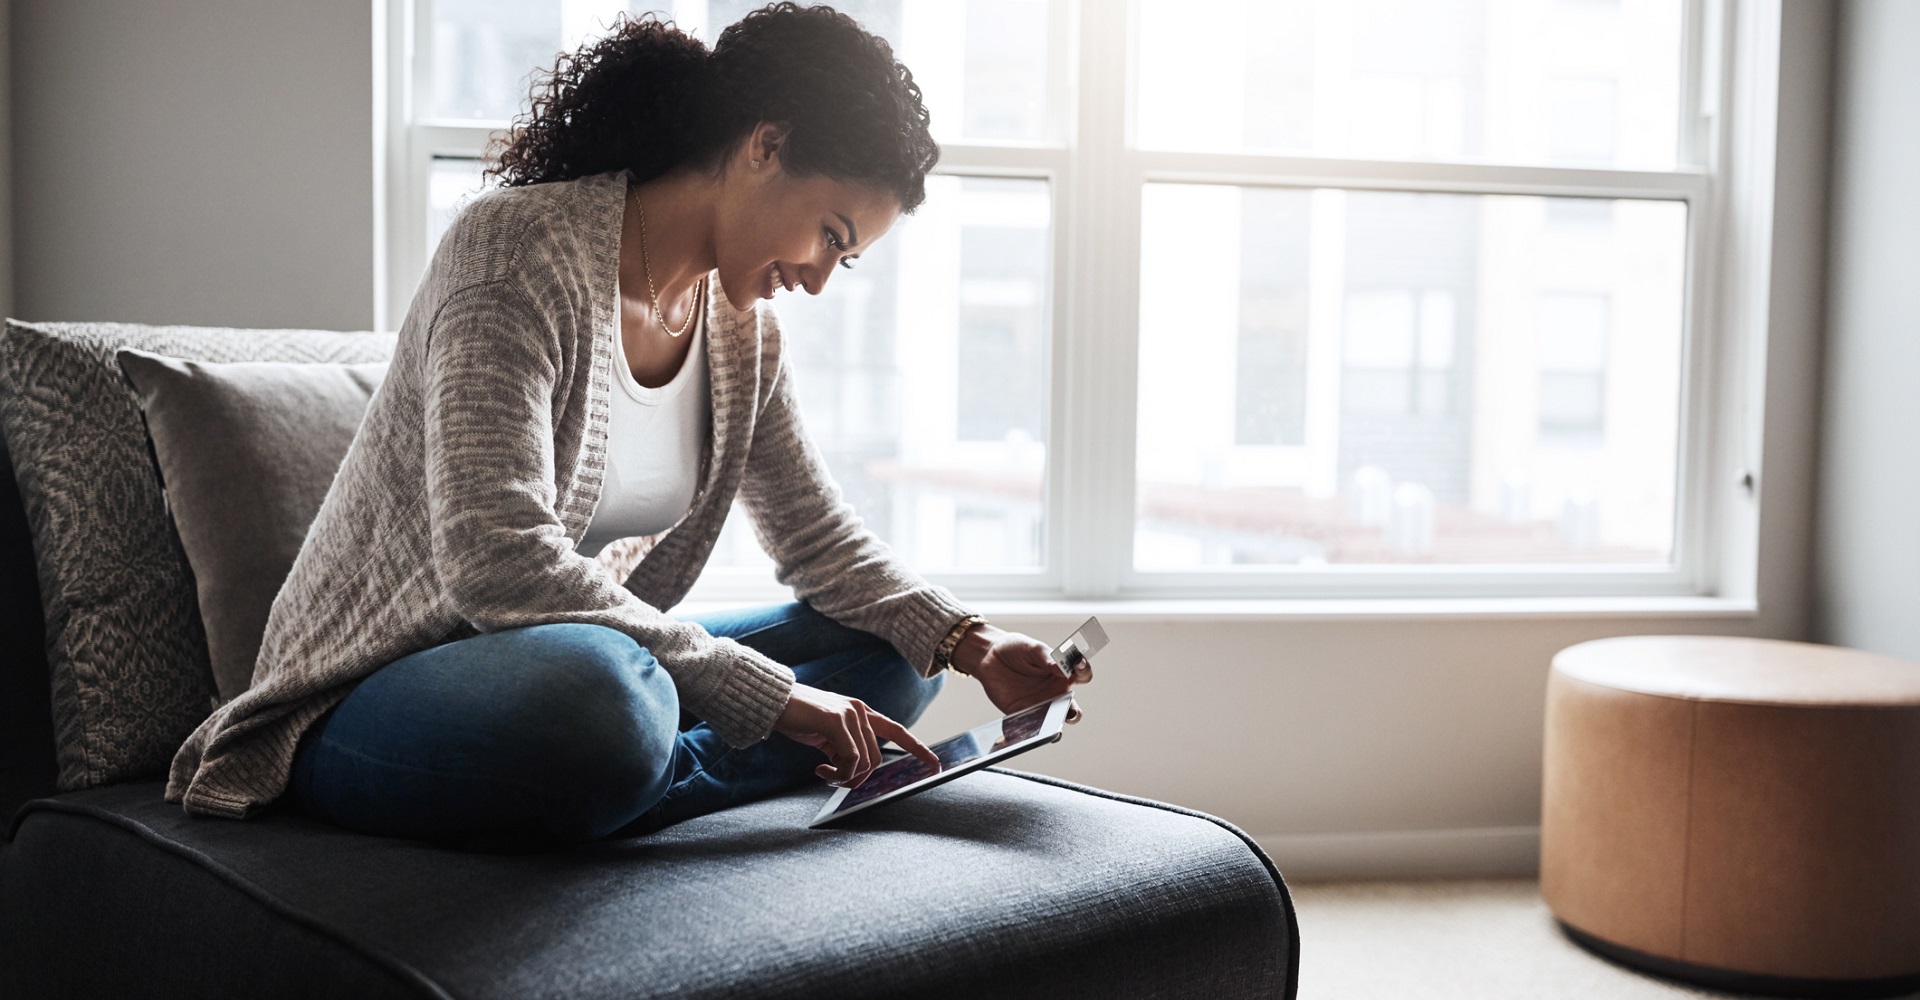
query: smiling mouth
[{"left": 763, "top": 262, "right": 795, "bottom": 299}]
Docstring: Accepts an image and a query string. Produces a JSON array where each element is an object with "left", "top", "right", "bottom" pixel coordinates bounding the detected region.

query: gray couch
[{"left": 0, "top": 433, "right": 1300, "bottom": 998}]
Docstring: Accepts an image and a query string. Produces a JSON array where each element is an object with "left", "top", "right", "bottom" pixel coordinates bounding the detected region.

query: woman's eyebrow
[{"left": 835, "top": 212, "right": 860, "bottom": 247}]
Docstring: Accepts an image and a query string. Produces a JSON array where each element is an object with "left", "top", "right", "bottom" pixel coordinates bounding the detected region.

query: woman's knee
[{"left": 508, "top": 624, "right": 679, "bottom": 800}]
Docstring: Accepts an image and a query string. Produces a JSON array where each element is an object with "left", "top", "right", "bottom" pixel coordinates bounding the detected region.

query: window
[{"left": 387, "top": 0, "right": 1765, "bottom": 602}]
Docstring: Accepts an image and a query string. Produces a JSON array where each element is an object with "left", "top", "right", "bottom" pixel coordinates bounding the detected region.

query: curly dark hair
[{"left": 486, "top": 3, "right": 939, "bottom": 213}]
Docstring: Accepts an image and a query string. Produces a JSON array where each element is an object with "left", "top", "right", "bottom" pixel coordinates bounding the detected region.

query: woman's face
[{"left": 711, "top": 128, "right": 903, "bottom": 312}]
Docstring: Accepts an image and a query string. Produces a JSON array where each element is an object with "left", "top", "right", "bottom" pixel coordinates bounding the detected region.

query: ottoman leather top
[{"left": 1554, "top": 635, "right": 1920, "bottom": 706}]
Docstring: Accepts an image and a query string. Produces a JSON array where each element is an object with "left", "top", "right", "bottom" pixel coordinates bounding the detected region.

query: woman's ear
[{"left": 751, "top": 121, "right": 793, "bottom": 170}]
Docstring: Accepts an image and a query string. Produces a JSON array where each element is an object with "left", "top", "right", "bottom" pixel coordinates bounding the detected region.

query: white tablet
[{"left": 808, "top": 694, "right": 1073, "bottom": 828}]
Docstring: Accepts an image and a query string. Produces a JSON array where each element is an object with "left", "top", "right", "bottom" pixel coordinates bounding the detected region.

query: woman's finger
[
  {"left": 848, "top": 712, "right": 873, "bottom": 785},
  {"left": 828, "top": 717, "right": 859, "bottom": 785},
  {"left": 869, "top": 712, "right": 941, "bottom": 768},
  {"left": 850, "top": 704, "right": 880, "bottom": 785},
  {"left": 1022, "top": 645, "right": 1063, "bottom": 676}
]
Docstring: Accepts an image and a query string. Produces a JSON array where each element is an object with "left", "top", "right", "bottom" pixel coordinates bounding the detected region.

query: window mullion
[
  {"left": 417, "top": 123, "right": 500, "bottom": 154},
  {"left": 1133, "top": 152, "right": 1709, "bottom": 203},
  {"left": 383, "top": 0, "right": 423, "bottom": 331},
  {"left": 1691, "top": 0, "right": 1773, "bottom": 604},
  {"left": 1678, "top": 0, "right": 1710, "bottom": 168},
  {"left": 931, "top": 145, "right": 1071, "bottom": 174},
  {"left": 1057, "top": 0, "right": 1138, "bottom": 598},
  {"left": 1672, "top": 0, "right": 1732, "bottom": 598}
]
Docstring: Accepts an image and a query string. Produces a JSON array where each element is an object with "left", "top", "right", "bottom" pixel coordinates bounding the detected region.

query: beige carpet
[{"left": 1289, "top": 878, "right": 1920, "bottom": 1000}]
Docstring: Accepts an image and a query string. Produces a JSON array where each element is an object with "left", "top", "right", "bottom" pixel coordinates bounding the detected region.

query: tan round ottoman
[{"left": 1542, "top": 635, "right": 1920, "bottom": 997}]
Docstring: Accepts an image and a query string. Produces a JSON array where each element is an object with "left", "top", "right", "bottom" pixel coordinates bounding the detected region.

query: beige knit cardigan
[{"left": 166, "top": 170, "right": 974, "bottom": 819}]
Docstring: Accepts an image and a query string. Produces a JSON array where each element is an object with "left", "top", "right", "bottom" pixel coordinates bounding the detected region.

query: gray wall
[
  {"left": 10, "top": 0, "right": 375, "bottom": 330},
  {"left": 1813, "top": 0, "right": 1920, "bottom": 659}
]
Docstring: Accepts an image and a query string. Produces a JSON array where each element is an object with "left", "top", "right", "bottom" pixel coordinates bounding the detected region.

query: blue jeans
[{"left": 287, "top": 603, "right": 945, "bottom": 844}]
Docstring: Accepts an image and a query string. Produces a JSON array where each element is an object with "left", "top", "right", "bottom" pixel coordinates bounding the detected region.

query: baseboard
[{"left": 1252, "top": 825, "right": 1541, "bottom": 880}]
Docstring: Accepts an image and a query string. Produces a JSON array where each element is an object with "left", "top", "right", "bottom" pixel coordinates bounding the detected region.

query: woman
[{"left": 163, "top": 3, "right": 1090, "bottom": 843}]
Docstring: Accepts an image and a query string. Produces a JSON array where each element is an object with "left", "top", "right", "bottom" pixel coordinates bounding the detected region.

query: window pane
[
  {"left": 429, "top": 0, "right": 645, "bottom": 120},
  {"left": 1134, "top": 0, "right": 1684, "bottom": 170},
  {"left": 429, "top": 0, "right": 1055, "bottom": 144},
  {"left": 1135, "top": 184, "right": 1686, "bottom": 567},
  {"left": 705, "top": 175, "right": 1052, "bottom": 574}
]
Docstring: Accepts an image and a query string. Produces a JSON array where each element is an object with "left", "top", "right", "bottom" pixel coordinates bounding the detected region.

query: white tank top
[{"left": 576, "top": 280, "right": 710, "bottom": 557}]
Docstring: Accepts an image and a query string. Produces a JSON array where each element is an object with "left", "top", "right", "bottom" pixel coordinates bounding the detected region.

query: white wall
[
  {"left": 1813, "top": 0, "right": 1920, "bottom": 660},
  {"left": 9, "top": 0, "right": 376, "bottom": 330}
]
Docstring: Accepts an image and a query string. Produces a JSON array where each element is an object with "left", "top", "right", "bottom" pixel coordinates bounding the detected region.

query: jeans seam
[{"left": 653, "top": 745, "right": 742, "bottom": 808}]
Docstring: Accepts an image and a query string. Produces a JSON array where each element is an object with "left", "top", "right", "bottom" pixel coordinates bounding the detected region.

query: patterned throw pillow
[{"left": 0, "top": 321, "right": 396, "bottom": 790}]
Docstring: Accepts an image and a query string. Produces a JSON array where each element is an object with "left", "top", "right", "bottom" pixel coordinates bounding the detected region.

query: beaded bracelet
[{"left": 933, "top": 615, "right": 989, "bottom": 675}]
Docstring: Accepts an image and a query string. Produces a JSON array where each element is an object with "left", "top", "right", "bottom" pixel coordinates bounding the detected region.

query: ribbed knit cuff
[
  {"left": 884, "top": 585, "right": 977, "bottom": 678},
  {"left": 704, "top": 645, "right": 798, "bottom": 749},
  {"left": 182, "top": 784, "right": 256, "bottom": 819}
]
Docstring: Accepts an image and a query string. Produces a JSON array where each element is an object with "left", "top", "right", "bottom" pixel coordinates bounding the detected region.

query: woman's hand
[
  {"left": 952, "top": 623, "right": 1092, "bottom": 723},
  {"left": 773, "top": 683, "right": 940, "bottom": 788}
]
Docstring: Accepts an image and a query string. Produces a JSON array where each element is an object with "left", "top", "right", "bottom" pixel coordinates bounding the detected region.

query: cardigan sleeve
[
  {"left": 735, "top": 309, "right": 975, "bottom": 676},
  {"left": 422, "top": 280, "right": 795, "bottom": 747}
]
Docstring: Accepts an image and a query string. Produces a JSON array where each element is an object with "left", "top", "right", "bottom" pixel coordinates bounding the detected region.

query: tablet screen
[
  {"left": 808, "top": 696, "right": 1073, "bottom": 827},
  {"left": 837, "top": 697, "right": 1055, "bottom": 810}
]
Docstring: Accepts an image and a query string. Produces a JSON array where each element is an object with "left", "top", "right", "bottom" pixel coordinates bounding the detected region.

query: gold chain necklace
[{"left": 633, "top": 191, "right": 702, "bottom": 339}]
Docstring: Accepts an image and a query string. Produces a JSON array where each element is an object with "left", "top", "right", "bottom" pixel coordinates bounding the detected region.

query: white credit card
[{"left": 1052, "top": 616, "right": 1109, "bottom": 678}]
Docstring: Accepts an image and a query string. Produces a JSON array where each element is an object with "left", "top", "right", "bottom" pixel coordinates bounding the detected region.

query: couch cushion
[
  {"left": 0, "top": 320, "right": 396, "bottom": 790},
  {"left": 1, "top": 768, "right": 1298, "bottom": 1000},
  {"left": 115, "top": 350, "right": 390, "bottom": 702}
]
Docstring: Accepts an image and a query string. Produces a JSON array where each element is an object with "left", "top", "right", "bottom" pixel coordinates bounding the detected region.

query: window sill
[
  {"left": 676, "top": 594, "right": 1758, "bottom": 623},
  {"left": 970, "top": 595, "right": 1758, "bottom": 622}
]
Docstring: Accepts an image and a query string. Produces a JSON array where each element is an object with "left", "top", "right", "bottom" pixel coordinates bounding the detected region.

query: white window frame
[{"left": 377, "top": 0, "right": 1787, "bottom": 607}]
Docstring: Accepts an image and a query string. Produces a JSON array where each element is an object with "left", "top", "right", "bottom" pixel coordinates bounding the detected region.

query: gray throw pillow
[
  {"left": 0, "top": 320, "right": 395, "bottom": 790},
  {"left": 116, "top": 349, "right": 389, "bottom": 704}
]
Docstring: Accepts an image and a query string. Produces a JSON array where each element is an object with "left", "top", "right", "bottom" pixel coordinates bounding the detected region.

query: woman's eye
[{"left": 825, "top": 229, "right": 856, "bottom": 269}]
